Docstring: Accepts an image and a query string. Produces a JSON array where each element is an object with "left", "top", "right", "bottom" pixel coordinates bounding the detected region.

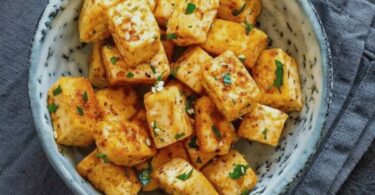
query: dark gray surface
[{"left": 0, "top": 0, "right": 374, "bottom": 194}]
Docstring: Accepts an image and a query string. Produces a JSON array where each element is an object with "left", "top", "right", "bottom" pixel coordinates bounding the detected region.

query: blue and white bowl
[{"left": 29, "top": 0, "right": 332, "bottom": 194}]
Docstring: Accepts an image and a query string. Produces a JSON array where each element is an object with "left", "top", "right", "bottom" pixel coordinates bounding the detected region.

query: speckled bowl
[{"left": 29, "top": 0, "right": 332, "bottom": 194}]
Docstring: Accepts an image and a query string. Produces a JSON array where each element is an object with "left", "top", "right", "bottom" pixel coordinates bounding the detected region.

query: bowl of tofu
[{"left": 29, "top": 0, "right": 332, "bottom": 194}]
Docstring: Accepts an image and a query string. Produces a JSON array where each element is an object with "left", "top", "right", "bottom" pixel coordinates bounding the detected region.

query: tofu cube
[
  {"left": 47, "top": 77, "right": 100, "bottom": 147},
  {"left": 201, "top": 19, "right": 268, "bottom": 68},
  {"left": 202, "top": 150, "right": 258, "bottom": 195},
  {"left": 156, "top": 158, "right": 219, "bottom": 195},
  {"left": 252, "top": 48, "right": 303, "bottom": 112},
  {"left": 184, "top": 135, "right": 216, "bottom": 170},
  {"left": 95, "top": 87, "right": 138, "bottom": 121},
  {"left": 218, "top": 0, "right": 262, "bottom": 25},
  {"left": 239, "top": 104, "right": 288, "bottom": 146},
  {"left": 172, "top": 47, "right": 212, "bottom": 94},
  {"left": 144, "top": 86, "right": 193, "bottom": 148},
  {"left": 167, "top": 0, "right": 220, "bottom": 46},
  {"left": 108, "top": 0, "right": 161, "bottom": 66},
  {"left": 77, "top": 149, "right": 141, "bottom": 195},
  {"left": 201, "top": 50, "right": 261, "bottom": 121},
  {"left": 194, "top": 96, "right": 235, "bottom": 155},
  {"left": 94, "top": 120, "right": 156, "bottom": 166},
  {"left": 154, "top": 0, "right": 178, "bottom": 26},
  {"left": 88, "top": 41, "right": 109, "bottom": 88},
  {"left": 101, "top": 42, "right": 170, "bottom": 85},
  {"left": 135, "top": 142, "right": 189, "bottom": 191},
  {"left": 161, "top": 30, "right": 175, "bottom": 62}
]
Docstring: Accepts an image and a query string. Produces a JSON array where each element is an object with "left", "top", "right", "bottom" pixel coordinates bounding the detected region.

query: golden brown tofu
[
  {"left": 47, "top": 77, "right": 100, "bottom": 147},
  {"left": 88, "top": 41, "right": 108, "bottom": 88},
  {"left": 202, "top": 150, "right": 257, "bottom": 195},
  {"left": 156, "top": 158, "right": 219, "bottom": 195},
  {"left": 201, "top": 50, "right": 261, "bottom": 121},
  {"left": 167, "top": 0, "right": 220, "bottom": 46},
  {"left": 239, "top": 104, "right": 288, "bottom": 146},
  {"left": 194, "top": 96, "right": 235, "bottom": 155},
  {"left": 101, "top": 42, "right": 170, "bottom": 85},
  {"left": 201, "top": 19, "right": 268, "bottom": 68},
  {"left": 130, "top": 108, "right": 149, "bottom": 130},
  {"left": 184, "top": 135, "right": 216, "bottom": 170},
  {"left": 95, "top": 87, "right": 138, "bottom": 121},
  {"left": 77, "top": 149, "right": 141, "bottom": 195},
  {"left": 218, "top": 0, "right": 262, "bottom": 25},
  {"left": 252, "top": 48, "right": 303, "bottom": 112},
  {"left": 144, "top": 86, "right": 193, "bottom": 148},
  {"left": 108, "top": 0, "right": 161, "bottom": 66},
  {"left": 172, "top": 47, "right": 212, "bottom": 94},
  {"left": 94, "top": 120, "right": 155, "bottom": 166},
  {"left": 161, "top": 30, "right": 175, "bottom": 62},
  {"left": 154, "top": 0, "right": 178, "bottom": 26},
  {"left": 135, "top": 142, "right": 189, "bottom": 191}
]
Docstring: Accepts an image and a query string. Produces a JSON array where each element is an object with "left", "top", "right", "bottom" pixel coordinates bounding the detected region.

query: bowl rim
[{"left": 28, "top": 0, "right": 333, "bottom": 194}]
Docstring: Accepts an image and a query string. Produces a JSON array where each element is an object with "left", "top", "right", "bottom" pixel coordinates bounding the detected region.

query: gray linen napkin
[{"left": 0, "top": 0, "right": 374, "bottom": 194}]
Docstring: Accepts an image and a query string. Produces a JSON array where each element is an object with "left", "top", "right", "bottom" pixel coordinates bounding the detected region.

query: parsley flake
[
  {"left": 273, "top": 60, "right": 284, "bottom": 90},
  {"left": 150, "top": 63, "right": 157, "bottom": 74},
  {"left": 47, "top": 103, "right": 58, "bottom": 113},
  {"left": 185, "top": 95, "right": 197, "bottom": 115},
  {"left": 212, "top": 125, "right": 222, "bottom": 140},
  {"left": 185, "top": 3, "right": 196, "bottom": 14},
  {"left": 175, "top": 133, "right": 185, "bottom": 140},
  {"left": 176, "top": 169, "right": 193, "bottom": 181},
  {"left": 151, "top": 121, "right": 160, "bottom": 137},
  {"left": 241, "top": 189, "right": 251, "bottom": 195},
  {"left": 262, "top": 128, "right": 268, "bottom": 140},
  {"left": 166, "top": 33, "right": 177, "bottom": 40},
  {"left": 76, "top": 106, "right": 84, "bottom": 116},
  {"left": 53, "top": 86, "right": 62, "bottom": 96},
  {"left": 127, "top": 72, "right": 134, "bottom": 78},
  {"left": 223, "top": 72, "right": 232, "bottom": 86},
  {"left": 138, "top": 165, "right": 152, "bottom": 186},
  {"left": 243, "top": 21, "right": 253, "bottom": 35},
  {"left": 110, "top": 56, "right": 119, "bottom": 65},
  {"left": 96, "top": 153, "right": 109, "bottom": 163},
  {"left": 188, "top": 136, "right": 199, "bottom": 149},
  {"left": 229, "top": 164, "right": 249, "bottom": 179},
  {"left": 232, "top": 3, "right": 247, "bottom": 16},
  {"left": 83, "top": 91, "right": 88, "bottom": 103}
]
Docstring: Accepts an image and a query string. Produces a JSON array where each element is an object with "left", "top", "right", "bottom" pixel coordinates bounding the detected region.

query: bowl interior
[{"left": 29, "top": 0, "right": 331, "bottom": 194}]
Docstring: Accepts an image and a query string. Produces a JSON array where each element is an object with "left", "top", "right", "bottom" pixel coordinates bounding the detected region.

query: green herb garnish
[
  {"left": 229, "top": 164, "right": 249, "bottom": 179},
  {"left": 83, "top": 91, "right": 88, "bottom": 103},
  {"left": 76, "top": 106, "right": 84, "bottom": 116},
  {"left": 262, "top": 128, "right": 268, "bottom": 140},
  {"left": 151, "top": 121, "right": 159, "bottom": 137},
  {"left": 185, "top": 3, "right": 196, "bottom": 14},
  {"left": 177, "top": 169, "right": 193, "bottom": 181},
  {"left": 166, "top": 33, "right": 177, "bottom": 40},
  {"left": 212, "top": 125, "right": 222, "bottom": 140},
  {"left": 110, "top": 56, "right": 119, "bottom": 65},
  {"left": 53, "top": 86, "right": 62, "bottom": 96},
  {"left": 127, "top": 72, "right": 134, "bottom": 78},
  {"left": 273, "top": 60, "right": 284, "bottom": 90},
  {"left": 185, "top": 95, "right": 197, "bottom": 115},
  {"left": 188, "top": 136, "right": 199, "bottom": 149},
  {"left": 232, "top": 3, "right": 247, "bottom": 16},
  {"left": 47, "top": 103, "right": 58, "bottom": 113},
  {"left": 138, "top": 165, "right": 152, "bottom": 186},
  {"left": 243, "top": 21, "right": 253, "bottom": 35},
  {"left": 150, "top": 64, "right": 157, "bottom": 74},
  {"left": 96, "top": 153, "right": 109, "bottom": 163},
  {"left": 241, "top": 189, "right": 251, "bottom": 195},
  {"left": 223, "top": 72, "right": 232, "bottom": 86},
  {"left": 175, "top": 133, "right": 185, "bottom": 140}
]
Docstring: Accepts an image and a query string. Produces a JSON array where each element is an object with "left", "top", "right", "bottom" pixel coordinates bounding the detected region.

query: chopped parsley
[
  {"left": 223, "top": 72, "right": 232, "bottom": 86},
  {"left": 185, "top": 3, "right": 196, "bottom": 14},
  {"left": 239, "top": 55, "right": 246, "bottom": 63},
  {"left": 166, "top": 33, "right": 177, "bottom": 40},
  {"left": 175, "top": 133, "right": 185, "bottom": 140},
  {"left": 47, "top": 103, "right": 58, "bottom": 113},
  {"left": 185, "top": 95, "right": 197, "bottom": 115},
  {"left": 232, "top": 3, "right": 247, "bottom": 16},
  {"left": 127, "top": 72, "right": 134, "bottom": 78},
  {"left": 96, "top": 153, "right": 109, "bottom": 163},
  {"left": 241, "top": 189, "right": 251, "bottom": 195},
  {"left": 138, "top": 165, "right": 152, "bottom": 186},
  {"left": 188, "top": 136, "right": 199, "bottom": 149},
  {"left": 76, "top": 106, "right": 84, "bottom": 116},
  {"left": 262, "top": 128, "right": 268, "bottom": 140},
  {"left": 150, "top": 63, "right": 157, "bottom": 74},
  {"left": 110, "top": 56, "right": 119, "bottom": 65},
  {"left": 273, "top": 60, "right": 284, "bottom": 90},
  {"left": 151, "top": 121, "right": 160, "bottom": 137},
  {"left": 212, "top": 125, "right": 222, "bottom": 140},
  {"left": 228, "top": 164, "right": 249, "bottom": 179},
  {"left": 176, "top": 168, "right": 193, "bottom": 181},
  {"left": 243, "top": 21, "right": 253, "bottom": 35},
  {"left": 83, "top": 91, "right": 88, "bottom": 103},
  {"left": 53, "top": 86, "right": 62, "bottom": 96}
]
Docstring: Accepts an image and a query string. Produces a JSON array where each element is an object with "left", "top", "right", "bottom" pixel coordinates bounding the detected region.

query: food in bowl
[{"left": 46, "top": 0, "right": 304, "bottom": 194}]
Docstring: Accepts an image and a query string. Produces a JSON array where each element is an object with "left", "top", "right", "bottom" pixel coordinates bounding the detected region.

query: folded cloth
[{"left": 0, "top": 0, "right": 374, "bottom": 195}]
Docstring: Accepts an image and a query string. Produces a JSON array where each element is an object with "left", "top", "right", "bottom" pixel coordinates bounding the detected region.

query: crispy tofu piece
[
  {"left": 172, "top": 47, "right": 212, "bottom": 94},
  {"left": 156, "top": 158, "right": 219, "bottom": 195},
  {"left": 167, "top": 0, "right": 220, "bottom": 46},
  {"left": 77, "top": 149, "right": 141, "bottom": 195},
  {"left": 95, "top": 87, "right": 138, "bottom": 121},
  {"left": 160, "top": 30, "right": 175, "bottom": 62},
  {"left": 252, "top": 49, "right": 303, "bottom": 112},
  {"left": 202, "top": 150, "right": 257, "bottom": 195},
  {"left": 108, "top": 1, "right": 161, "bottom": 66},
  {"left": 135, "top": 142, "right": 189, "bottom": 191},
  {"left": 184, "top": 135, "right": 216, "bottom": 170},
  {"left": 88, "top": 41, "right": 109, "bottom": 88},
  {"left": 101, "top": 42, "right": 170, "bottom": 85},
  {"left": 218, "top": 0, "right": 261, "bottom": 25},
  {"left": 201, "top": 50, "right": 261, "bottom": 121},
  {"left": 154, "top": 0, "right": 178, "bottom": 26},
  {"left": 239, "top": 104, "right": 288, "bottom": 146},
  {"left": 201, "top": 19, "right": 268, "bottom": 68},
  {"left": 144, "top": 86, "right": 193, "bottom": 148},
  {"left": 47, "top": 77, "right": 100, "bottom": 147},
  {"left": 194, "top": 96, "right": 235, "bottom": 155},
  {"left": 94, "top": 120, "right": 155, "bottom": 166}
]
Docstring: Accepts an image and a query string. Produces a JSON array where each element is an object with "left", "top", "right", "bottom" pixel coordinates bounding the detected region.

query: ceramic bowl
[{"left": 29, "top": 0, "right": 332, "bottom": 194}]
